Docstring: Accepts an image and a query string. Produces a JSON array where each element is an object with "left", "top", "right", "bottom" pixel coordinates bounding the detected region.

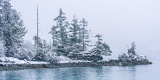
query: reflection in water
[
  {"left": 34, "top": 69, "right": 49, "bottom": 80},
  {"left": 0, "top": 67, "right": 110, "bottom": 80},
  {"left": 129, "top": 67, "right": 136, "bottom": 80},
  {"left": 118, "top": 66, "right": 136, "bottom": 80},
  {"left": 106, "top": 66, "right": 137, "bottom": 80},
  {"left": 0, "top": 65, "right": 157, "bottom": 80},
  {"left": 53, "top": 67, "right": 85, "bottom": 80},
  {"left": 86, "top": 67, "right": 111, "bottom": 80}
]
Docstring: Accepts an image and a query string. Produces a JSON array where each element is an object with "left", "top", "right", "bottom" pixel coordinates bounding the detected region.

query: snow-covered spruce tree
[
  {"left": 127, "top": 42, "right": 139, "bottom": 61},
  {"left": 91, "top": 34, "right": 112, "bottom": 61},
  {"left": 69, "top": 15, "right": 80, "bottom": 45},
  {"left": 49, "top": 9, "right": 69, "bottom": 56},
  {"left": 33, "top": 36, "right": 45, "bottom": 61},
  {"left": 42, "top": 40, "right": 51, "bottom": 55},
  {"left": 54, "top": 9, "right": 69, "bottom": 47},
  {"left": 49, "top": 25, "right": 59, "bottom": 47},
  {"left": 0, "top": 0, "right": 27, "bottom": 58},
  {"left": 128, "top": 42, "right": 136, "bottom": 56},
  {"left": 68, "top": 15, "right": 82, "bottom": 54},
  {"left": 79, "top": 18, "right": 90, "bottom": 51},
  {"left": 33, "top": 36, "right": 54, "bottom": 61}
]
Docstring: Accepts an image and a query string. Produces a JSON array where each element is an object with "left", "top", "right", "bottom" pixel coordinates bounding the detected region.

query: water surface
[{"left": 0, "top": 62, "right": 159, "bottom": 80}]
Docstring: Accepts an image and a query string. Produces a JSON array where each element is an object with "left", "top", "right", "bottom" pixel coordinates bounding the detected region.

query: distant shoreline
[{"left": 0, "top": 61, "right": 152, "bottom": 71}]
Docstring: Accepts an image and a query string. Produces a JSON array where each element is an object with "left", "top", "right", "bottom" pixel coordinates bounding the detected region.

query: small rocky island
[
  {"left": 0, "top": 0, "right": 151, "bottom": 71},
  {"left": 117, "top": 42, "right": 152, "bottom": 66}
]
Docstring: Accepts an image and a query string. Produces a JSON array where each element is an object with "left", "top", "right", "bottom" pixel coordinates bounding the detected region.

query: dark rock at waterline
[
  {"left": 113, "top": 59, "right": 152, "bottom": 66},
  {"left": 0, "top": 60, "right": 152, "bottom": 71}
]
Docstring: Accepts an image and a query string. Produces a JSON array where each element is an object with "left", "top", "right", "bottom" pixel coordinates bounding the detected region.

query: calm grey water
[{"left": 0, "top": 62, "right": 159, "bottom": 80}]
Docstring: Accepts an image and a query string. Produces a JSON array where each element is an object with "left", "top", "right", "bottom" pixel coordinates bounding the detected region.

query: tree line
[
  {"left": 33, "top": 9, "right": 112, "bottom": 62},
  {"left": 0, "top": 0, "right": 112, "bottom": 62}
]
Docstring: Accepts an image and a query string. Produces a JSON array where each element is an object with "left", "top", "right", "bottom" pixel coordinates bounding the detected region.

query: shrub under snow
[{"left": 17, "top": 41, "right": 36, "bottom": 60}]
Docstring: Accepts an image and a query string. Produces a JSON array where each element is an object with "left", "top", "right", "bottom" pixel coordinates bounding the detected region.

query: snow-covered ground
[
  {"left": 53, "top": 56, "right": 90, "bottom": 63},
  {"left": 55, "top": 56, "right": 72, "bottom": 63},
  {"left": 102, "top": 56, "right": 115, "bottom": 61},
  {"left": 27, "top": 61, "right": 50, "bottom": 64},
  {"left": 0, "top": 56, "right": 91, "bottom": 65},
  {"left": 0, "top": 57, "right": 27, "bottom": 64},
  {"left": 0, "top": 57, "right": 49, "bottom": 64}
]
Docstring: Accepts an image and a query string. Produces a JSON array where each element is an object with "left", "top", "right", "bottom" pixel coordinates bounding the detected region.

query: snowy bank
[
  {"left": 0, "top": 57, "right": 49, "bottom": 64},
  {"left": 0, "top": 56, "right": 89, "bottom": 65},
  {"left": 49, "top": 56, "right": 90, "bottom": 63},
  {"left": 0, "top": 56, "right": 152, "bottom": 71},
  {"left": 0, "top": 57, "right": 27, "bottom": 64}
]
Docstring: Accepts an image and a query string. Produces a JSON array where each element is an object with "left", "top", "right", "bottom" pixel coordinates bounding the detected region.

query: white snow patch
[
  {"left": 0, "top": 57, "right": 27, "bottom": 64},
  {"left": 56, "top": 56, "right": 72, "bottom": 63},
  {"left": 55, "top": 56, "right": 90, "bottom": 63},
  {"left": 0, "top": 57, "right": 49, "bottom": 64},
  {"left": 102, "top": 56, "right": 114, "bottom": 61},
  {"left": 71, "top": 60, "right": 91, "bottom": 63},
  {"left": 28, "top": 61, "right": 49, "bottom": 64}
]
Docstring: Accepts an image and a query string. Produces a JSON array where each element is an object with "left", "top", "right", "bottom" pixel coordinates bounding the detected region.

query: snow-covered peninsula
[{"left": 0, "top": 0, "right": 152, "bottom": 71}]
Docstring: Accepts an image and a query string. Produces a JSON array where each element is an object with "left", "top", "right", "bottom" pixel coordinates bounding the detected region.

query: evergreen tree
[
  {"left": 33, "top": 36, "right": 45, "bottom": 61},
  {"left": 53, "top": 9, "right": 69, "bottom": 46},
  {"left": 69, "top": 15, "right": 80, "bottom": 45},
  {"left": 0, "top": 0, "right": 27, "bottom": 57},
  {"left": 49, "top": 9, "right": 69, "bottom": 56},
  {"left": 33, "top": 36, "right": 43, "bottom": 49},
  {"left": 92, "top": 34, "right": 112, "bottom": 56},
  {"left": 92, "top": 34, "right": 103, "bottom": 56},
  {"left": 42, "top": 39, "right": 51, "bottom": 55},
  {"left": 68, "top": 15, "right": 83, "bottom": 54},
  {"left": 49, "top": 25, "right": 59, "bottom": 47},
  {"left": 79, "top": 18, "right": 90, "bottom": 51},
  {"left": 127, "top": 42, "right": 137, "bottom": 59},
  {"left": 95, "top": 34, "right": 103, "bottom": 48}
]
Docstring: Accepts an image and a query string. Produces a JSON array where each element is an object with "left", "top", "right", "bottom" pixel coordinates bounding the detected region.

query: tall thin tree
[
  {"left": 80, "top": 18, "right": 90, "bottom": 51},
  {"left": 49, "top": 9, "right": 69, "bottom": 56}
]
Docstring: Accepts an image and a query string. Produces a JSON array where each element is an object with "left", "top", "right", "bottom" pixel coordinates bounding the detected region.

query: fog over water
[{"left": 10, "top": 0, "right": 160, "bottom": 61}]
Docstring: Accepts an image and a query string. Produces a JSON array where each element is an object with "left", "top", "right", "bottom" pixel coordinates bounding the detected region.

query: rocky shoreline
[{"left": 0, "top": 60, "right": 152, "bottom": 71}]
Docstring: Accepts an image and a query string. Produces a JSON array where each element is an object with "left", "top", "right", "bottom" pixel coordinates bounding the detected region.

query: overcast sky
[{"left": 10, "top": 0, "right": 160, "bottom": 60}]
